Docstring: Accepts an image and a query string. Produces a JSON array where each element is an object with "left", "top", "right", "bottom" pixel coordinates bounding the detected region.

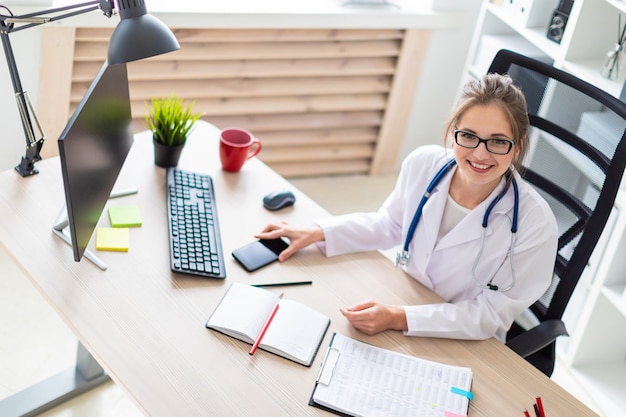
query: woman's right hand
[{"left": 255, "top": 221, "right": 325, "bottom": 261}]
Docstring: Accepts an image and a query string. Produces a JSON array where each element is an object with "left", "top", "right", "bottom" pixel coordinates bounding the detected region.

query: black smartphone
[{"left": 231, "top": 238, "right": 289, "bottom": 272}]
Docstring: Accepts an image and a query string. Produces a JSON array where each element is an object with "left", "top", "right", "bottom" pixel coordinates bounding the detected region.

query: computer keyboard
[{"left": 166, "top": 168, "right": 226, "bottom": 278}]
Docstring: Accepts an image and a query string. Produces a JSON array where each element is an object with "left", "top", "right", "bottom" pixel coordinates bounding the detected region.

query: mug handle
[{"left": 247, "top": 139, "right": 262, "bottom": 159}]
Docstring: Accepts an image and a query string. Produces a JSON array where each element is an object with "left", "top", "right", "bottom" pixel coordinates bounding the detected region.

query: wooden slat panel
[
  {"left": 72, "top": 57, "right": 397, "bottom": 81},
  {"left": 75, "top": 28, "right": 405, "bottom": 43},
  {"left": 71, "top": 76, "right": 392, "bottom": 102},
  {"left": 171, "top": 28, "right": 405, "bottom": 42},
  {"left": 73, "top": 39, "right": 402, "bottom": 61},
  {"left": 126, "top": 94, "right": 386, "bottom": 117},
  {"left": 72, "top": 61, "right": 104, "bottom": 83},
  {"left": 40, "top": 27, "right": 430, "bottom": 177},
  {"left": 196, "top": 111, "right": 383, "bottom": 132},
  {"left": 272, "top": 160, "right": 371, "bottom": 177},
  {"left": 260, "top": 144, "right": 375, "bottom": 164},
  {"left": 169, "top": 40, "right": 402, "bottom": 61},
  {"left": 72, "top": 40, "right": 108, "bottom": 61},
  {"left": 163, "top": 40, "right": 400, "bottom": 61},
  {"left": 258, "top": 128, "right": 378, "bottom": 147},
  {"left": 74, "top": 28, "right": 111, "bottom": 41},
  {"left": 131, "top": 111, "right": 382, "bottom": 133}
]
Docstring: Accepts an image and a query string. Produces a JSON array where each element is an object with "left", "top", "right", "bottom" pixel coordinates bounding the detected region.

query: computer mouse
[{"left": 263, "top": 190, "right": 296, "bottom": 211}]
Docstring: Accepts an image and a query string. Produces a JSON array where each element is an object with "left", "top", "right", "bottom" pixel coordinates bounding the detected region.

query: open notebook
[{"left": 206, "top": 282, "right": 330, "bottom": 366}]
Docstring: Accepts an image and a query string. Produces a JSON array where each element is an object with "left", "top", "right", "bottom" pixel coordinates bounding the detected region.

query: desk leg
[{"left": 0, "top": 341, "right": 110, "bottom": 417}]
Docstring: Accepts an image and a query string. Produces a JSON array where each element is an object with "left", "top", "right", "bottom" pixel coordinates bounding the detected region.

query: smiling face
[{"left": 452, "top": 103, "right": 519, "bottom": 199}]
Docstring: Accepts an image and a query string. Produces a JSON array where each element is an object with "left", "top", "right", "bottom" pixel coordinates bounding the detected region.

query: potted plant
[{"left": 145, "top": 94, "right": 202, "bottom": 167}]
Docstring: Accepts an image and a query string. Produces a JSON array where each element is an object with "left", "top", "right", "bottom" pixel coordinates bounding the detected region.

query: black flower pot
[{"left": 153, "top": 139, "right": 184, "bottom": 167}]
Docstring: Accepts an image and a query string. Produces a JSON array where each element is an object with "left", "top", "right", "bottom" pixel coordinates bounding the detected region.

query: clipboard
[
  {"left": 308, "top": 333, "right": 351, "bottom": 416},
  {"left": 308, "top": 332, "right": 473, "bottom": 417}
]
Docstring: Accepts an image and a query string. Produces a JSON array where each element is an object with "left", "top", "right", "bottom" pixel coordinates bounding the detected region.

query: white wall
[{"left": 398, "top": 0, "right": 482, "bottom": 162}]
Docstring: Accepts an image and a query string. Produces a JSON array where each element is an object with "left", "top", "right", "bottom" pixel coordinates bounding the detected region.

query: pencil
[
  {"left": 251, "top": 281, "right": 312, "bottom": 288},
  {"left": 536, "top": 397, "right": 546, "bottom": 417},
  {"left": 249, "top": 293, "right": 283, "bottom": 355}
]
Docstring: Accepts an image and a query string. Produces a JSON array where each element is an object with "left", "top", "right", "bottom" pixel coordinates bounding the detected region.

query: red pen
[
  {"left": 249, "top": 293, "right": 283, "bottom": 355},
  {"left": 536, "top": 397, "right": 546, "bottom": 417},
  {"left": 523, "top": 409, "right": 531, "bottom": 417}
]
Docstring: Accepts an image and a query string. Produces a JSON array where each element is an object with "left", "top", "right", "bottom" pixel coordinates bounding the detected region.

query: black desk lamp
[{"left": 0, "top": 0, "right": 180, "bottom": 176}]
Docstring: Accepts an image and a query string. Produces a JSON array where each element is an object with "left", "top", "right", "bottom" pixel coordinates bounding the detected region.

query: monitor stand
[{"left": 52, "top": 188, "right": 138, "bottom": 270}]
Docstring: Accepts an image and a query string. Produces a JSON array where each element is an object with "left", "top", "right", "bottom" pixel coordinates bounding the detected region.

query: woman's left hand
[{"left": 340, "top": 301, "right": 407, "bottom": 335}]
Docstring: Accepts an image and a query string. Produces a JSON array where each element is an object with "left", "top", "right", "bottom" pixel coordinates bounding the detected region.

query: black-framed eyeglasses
[{"left": 453, "top": 130, "right": 514, "bottom": 155}]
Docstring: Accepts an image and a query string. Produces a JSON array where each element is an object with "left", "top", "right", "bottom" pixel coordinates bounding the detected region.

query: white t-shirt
[{"left": 438, "top": 194, "right": 471, "bottom": 241}]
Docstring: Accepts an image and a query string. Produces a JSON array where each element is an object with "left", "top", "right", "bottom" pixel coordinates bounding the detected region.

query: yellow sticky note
[
  {"left": 108, "top": 205, "right": 142, "bottom": 228},
  {"left": 96, "top": 227, "right": 129, "bottom": 252}
]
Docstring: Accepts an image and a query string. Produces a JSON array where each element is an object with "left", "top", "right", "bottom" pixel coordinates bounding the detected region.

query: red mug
[{"left": 219, "top": 128, "right": 262, "bottom": 172}]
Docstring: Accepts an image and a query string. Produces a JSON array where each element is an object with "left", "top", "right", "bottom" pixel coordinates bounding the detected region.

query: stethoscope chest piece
[{"left": 395, "top": 250, "right": 410, "bottom": 267}]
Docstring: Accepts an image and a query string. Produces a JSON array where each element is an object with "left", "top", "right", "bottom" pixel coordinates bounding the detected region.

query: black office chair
[{"left": 487, "top": 49, "right": 626, "bottom": 377}]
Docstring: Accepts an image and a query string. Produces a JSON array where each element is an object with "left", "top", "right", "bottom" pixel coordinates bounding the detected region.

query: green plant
[{"left": 145, "top": 94, "right": 202, "bottom": 147}]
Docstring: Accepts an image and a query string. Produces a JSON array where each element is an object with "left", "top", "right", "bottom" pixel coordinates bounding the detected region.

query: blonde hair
[{"left": 445, "top": 73, "right": 529, "bottom": 173}]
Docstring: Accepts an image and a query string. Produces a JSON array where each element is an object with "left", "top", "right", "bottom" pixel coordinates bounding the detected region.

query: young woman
[{"left": 256, "top": 73, "right": 558, "bottom": 342}]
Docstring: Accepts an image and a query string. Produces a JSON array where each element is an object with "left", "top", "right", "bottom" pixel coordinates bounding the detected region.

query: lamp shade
[{"left": 107, "top": 0, "right": 179, "bottom": 64}]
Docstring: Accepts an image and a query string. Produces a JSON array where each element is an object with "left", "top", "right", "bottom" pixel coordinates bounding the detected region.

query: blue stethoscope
[{"left": 394, "top": 159, "right": 519, "bottom": 292}]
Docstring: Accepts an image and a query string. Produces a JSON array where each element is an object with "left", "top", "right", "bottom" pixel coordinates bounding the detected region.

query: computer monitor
[{"left": 52, "top": 61, "right": 133, "bottom": 269}]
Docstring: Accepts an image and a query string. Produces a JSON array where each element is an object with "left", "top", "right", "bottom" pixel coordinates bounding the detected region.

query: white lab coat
[{"left": 315, "top": 145, "right": 558, "bottom": 341}]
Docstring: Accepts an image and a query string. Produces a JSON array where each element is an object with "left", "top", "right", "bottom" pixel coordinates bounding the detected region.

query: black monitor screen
[{"left": 58, "top": 61, "right": 133, "bottom": 262}]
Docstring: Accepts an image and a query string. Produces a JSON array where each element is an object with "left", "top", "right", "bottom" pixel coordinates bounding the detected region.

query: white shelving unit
[
  {"left": 465, "top": 1, "right": 626, "bottom": 416},
  {"left": 467, "top": 0, "right": 626, "bottom": 96}
]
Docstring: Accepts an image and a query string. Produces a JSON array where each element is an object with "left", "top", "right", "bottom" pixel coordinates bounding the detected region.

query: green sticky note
[
  {"left": 108, "top": 205, "right": 142, "bottom": 228},
  {"left": 96, "top": 227, "right": 129, "bottom": 252}
]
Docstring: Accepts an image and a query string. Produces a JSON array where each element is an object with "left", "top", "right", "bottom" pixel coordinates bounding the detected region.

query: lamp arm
[
  {"left": 0, "top": 1, "right": 115, "bottom": 176},
  {"left": 1, "top": 1, "right": 114, "bottom": 32}
]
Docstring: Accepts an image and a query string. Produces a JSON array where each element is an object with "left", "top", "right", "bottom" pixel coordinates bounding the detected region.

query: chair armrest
[{"left": 505, "top": 319, "right": 569, "bottom": 358}]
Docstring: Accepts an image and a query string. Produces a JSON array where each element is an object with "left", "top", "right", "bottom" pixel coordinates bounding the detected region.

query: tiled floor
[{"left": 0, "top": 173, "right": 604, "bottom": 416}]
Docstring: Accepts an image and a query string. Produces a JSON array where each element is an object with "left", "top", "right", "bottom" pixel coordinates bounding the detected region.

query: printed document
[{"left": 311, "top": 333, "right": 472, "bottom": 416}]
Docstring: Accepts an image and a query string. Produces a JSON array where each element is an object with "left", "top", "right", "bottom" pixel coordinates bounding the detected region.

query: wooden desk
[{"left": 0, "top": 121, "right": 598, "bottom": 416}]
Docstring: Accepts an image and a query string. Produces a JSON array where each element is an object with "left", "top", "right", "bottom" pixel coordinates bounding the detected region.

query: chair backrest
[{"left": 488, "top": 49, "right": 626, "bottom": 325}]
